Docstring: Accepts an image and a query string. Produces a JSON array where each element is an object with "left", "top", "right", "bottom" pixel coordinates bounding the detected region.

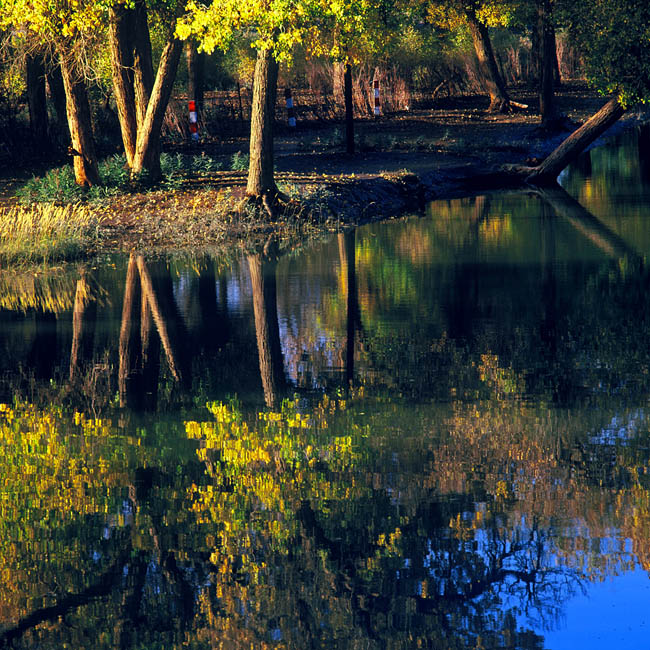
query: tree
[
  {"left": 178, "top": 0, "right": 301, "bottom": 207},
  {"left": 305, "top": 0, "right": 404, "bottom": 154},
  {"left": 108, "top": 0, "right": 183, "bottom": 181},
  {"left": 510, "top": 0, "right": 650, "bottom": 183},
  {"left": 427, "top": 0, "right": 526, "bottom": 112},
  {"left": 1, "top": 0, "right": 103, "bottom": 185},
  {"left": 536, "top": 0, "right": 564, "bottom": 128},
  {"left": 179, "top": 0, "right": 397, "bottom": 206}
]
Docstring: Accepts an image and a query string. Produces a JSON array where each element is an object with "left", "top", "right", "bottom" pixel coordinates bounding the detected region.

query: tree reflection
[{"left": 248, "top": 247, "right": 286, "bottom": 408}]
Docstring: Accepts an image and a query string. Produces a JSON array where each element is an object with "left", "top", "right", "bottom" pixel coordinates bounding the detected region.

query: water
[{"left": 2, "top": 130, "right": 650, "bottom": 648}]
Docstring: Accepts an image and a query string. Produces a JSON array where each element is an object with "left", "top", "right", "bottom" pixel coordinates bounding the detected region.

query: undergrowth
[
  {"left": 16, "top": 152, "right": 223, "bottom": 203},
  {"left": 0, "top": 203, "right": 102, "bottom": 264}
]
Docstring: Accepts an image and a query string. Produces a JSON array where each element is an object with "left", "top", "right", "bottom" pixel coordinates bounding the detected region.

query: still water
[{"left": 2, "top": 130, "right": 650, "bottom": 648}]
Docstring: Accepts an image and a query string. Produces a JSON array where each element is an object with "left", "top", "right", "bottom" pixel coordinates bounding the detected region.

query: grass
[{"left": 0, "top": 203, "right": 103, "bottom": 265}]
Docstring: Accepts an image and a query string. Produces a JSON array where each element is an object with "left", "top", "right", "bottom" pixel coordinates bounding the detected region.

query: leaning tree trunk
[
  {"left": 466, "top": 10, "right": 512, "bottom": 113},
  {"left": 26, "top": 53, "right": 49, "bottom": 147},
  {"left": 538, "top": 0, "right": 563, "bottom": 128},
  {"left": 59, "top": 52, "right": 100, "bottom": 187},
  {"left": 108, "top": 4, "right": 138, "bottom": 166},
  {"left": 247, "top": 48, "right": 279, "bottom": 199},
  {"left": 524, "top": 97, "right": 625, "bottom": 184},
  {"left": 344, "top": 63, "right": 355, "bottom": 155},
  {"left": 131, "top": 38, "right": 183, "bottom": 180}
]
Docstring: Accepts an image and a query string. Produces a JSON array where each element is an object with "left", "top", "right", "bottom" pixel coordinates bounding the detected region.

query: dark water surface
[{"left": 2, "top": 131, "right": 650, "bottom": 648}]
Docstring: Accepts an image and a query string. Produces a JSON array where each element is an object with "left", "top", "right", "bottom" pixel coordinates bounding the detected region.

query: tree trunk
[
  {"left": 466, "top": 10, "right": 512, "bottom": 113},
  {"left": 538, "top": 0, "right": 563, "bottom": 128},
  {"left": 131, "top": 38, "right": 183, "bottom": 180},
  {"left": 26, "top": 54, "right": 49, "bottom": 147},
  {"left": 247, "top": 48, "right": 279, "bottom": 199},
  {"left": 46, "top": 63, "right": 69, "bottom": 143},
  {"left": 185, "top": 40, "right": 205, "bottom": 112},
  {"left": 344, "top": 63, "right": 355, "bottom": 155},
  {"left": 248, "top": 253, "right": 285, "bottom": 408},
  {"left": 59, "top": 53, "right": 100, "bottom": 187},
  {"left": 108, "top": 4, "right": 138, "bottom": 166},
  {"left": 132, "top": 0, "right": 155, "bottom": 127},
  {"left": 131, "top": 0, "right": 161, "bottom": 179},
  {"left": 526, "top": 97, "right": 625, "bottom": 183}
]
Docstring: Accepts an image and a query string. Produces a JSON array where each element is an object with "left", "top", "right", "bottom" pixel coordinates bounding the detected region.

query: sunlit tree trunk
[
  {"left": 108, "top": 5, "right": 138, "bottom": 166},
  {"left": 59, "top": 52, "right": 100, "bottom": 186},
  {"left": 248, "top": 253, "right": 285, "bottom": 408},
  {"left": 131, "top": 38, "right": 183, "bottom": 180},
  {"left": 247, "top": 48, "right": 279, "bottom": 199},
  {"left": 108, "top": 0, "right": 181, "bottom": 181}
]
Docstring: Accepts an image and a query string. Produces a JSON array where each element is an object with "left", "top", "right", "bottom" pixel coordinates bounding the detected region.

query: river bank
[{"left": 4, "top": 83, "right": 649, "bottom": 259}]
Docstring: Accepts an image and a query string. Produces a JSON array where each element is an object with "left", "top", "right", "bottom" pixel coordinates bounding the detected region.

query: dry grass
[{"left": 0, "top": 203, "right": 103, "bottom": 265}]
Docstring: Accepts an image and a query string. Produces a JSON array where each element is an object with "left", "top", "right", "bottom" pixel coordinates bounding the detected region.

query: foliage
[
  {"left": 566, "top": 0, "right": 650, "bottom": 107},
  {"left": 230, "top": 150, "right": 249, "bottom": 171}
]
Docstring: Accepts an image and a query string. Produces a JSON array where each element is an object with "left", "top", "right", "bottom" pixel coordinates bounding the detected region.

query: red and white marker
[
  {"left": 284, "top": 88, "right": 296, "bottom": 127},
  {"left": 373, "top": 78, "right": 380, "bottom": 116},
  {"left": 188, "top": 99, "right": 199, "bottom": 141}
]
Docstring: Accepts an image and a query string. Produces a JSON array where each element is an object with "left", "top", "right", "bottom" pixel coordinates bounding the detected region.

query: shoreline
[{"left": 3, "top": 85, "right": 649, "bottom": 261}]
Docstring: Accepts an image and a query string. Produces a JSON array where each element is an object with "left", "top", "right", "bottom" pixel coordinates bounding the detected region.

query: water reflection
[{"left": 2, "top": 132, "right": 650, "bottom": 647}]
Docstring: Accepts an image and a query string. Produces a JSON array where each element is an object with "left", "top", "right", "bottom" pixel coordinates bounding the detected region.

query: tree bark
[
  {"left": 525, "top": 97, "right": 625, "bottom": 183},
  {"left": 344, "top": 63, "right": 355, "bottom": 155},
  {"left": 247, "top": 48, "right": 279, "bottom": 199},
  {"left": 132, "top": 0, "right": 155, "bottom": 128},
  {"left": 131, "top": 38, "right": 183, "bottom": 180},
  {"left": 108, "top": 4, "right": 138, "bottom": 166},
  {"left": 538, "top": 0, "right": 563, "bottom": 128},
  {"left": 26, "top": 53, "right": 49, "bottom": 147},
  {"left": 248, "top": 253, "right": 285, "bottom": 408},
  {"left": 59, "top": 53, "right": 100, "bottom": 187},
  {"left": 131, "top": 0, "right": 161, "bottom": 180},
  {"left": 466, "top": 10, "right": 512, "bottom": 113}
]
